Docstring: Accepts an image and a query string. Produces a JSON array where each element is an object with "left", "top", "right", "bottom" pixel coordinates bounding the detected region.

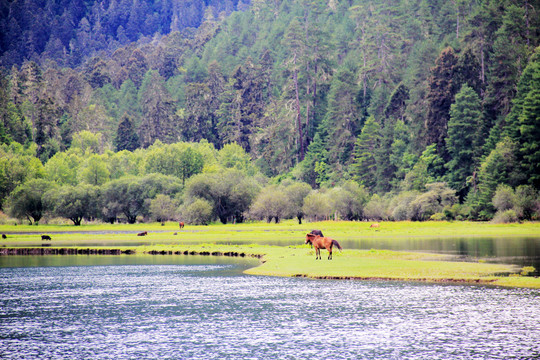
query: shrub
[
  {"left": 430, "top": 212, "right": 445, "bottom": 221},
  {"left": 249, "top": 186, "right": 291, "bottom": 223},
  {"left": 302, "top": 191, "right": 332, "bottom": 221},
  {"left": 514, "top": 185, "right": 538, "bottom": 220},
  {"left": 491, "top": 209, "right": 519, "bottom": 224},
  {"left": 364, "top": 194, "right": 388, "bottom": 220},
  {"left": 181, "top": 198, "right": 213, "bottom": 225},
  {"left": 149, "top": 195, "right": 178, "bottom": 223},
  {"left": 492, "top": 184, "right": 515, "bottom": 212}
]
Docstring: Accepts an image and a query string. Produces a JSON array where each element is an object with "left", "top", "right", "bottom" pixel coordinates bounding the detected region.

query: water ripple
[{"left": 1, "top": 264, "right": 539, "bottom": 359}]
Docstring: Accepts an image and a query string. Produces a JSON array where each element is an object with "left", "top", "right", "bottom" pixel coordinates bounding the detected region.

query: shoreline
[
  {"left": 1, "top": 244, "right": 538, "bottom": 289},
  {"left": 1, "top": 221, "right": 539, "bottom": 289}
]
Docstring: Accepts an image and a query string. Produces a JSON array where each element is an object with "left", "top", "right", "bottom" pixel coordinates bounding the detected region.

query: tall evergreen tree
[
  {"left": 351, "top": 116, "right": 381, "bottom": 191},
  {"left": 518, "top": 76, "right": 540, "bottom": 188},
  {"left": 323, "top": 68, "right": 361, "bottom": 167},
  {"left": 217, "top": 58, "right": 266, "bottom": 153},
  {"left": 138, "top": 71, "right": 179, "bottom": 147},
  {"left": 424, "top": 47, "right": 459, "bottom": 159},
  {"left": 445, "top": 84, "right": 483, "bottom": 198},
  {"left": 114, "top": 114, "right": 140, "bottom": 152}
]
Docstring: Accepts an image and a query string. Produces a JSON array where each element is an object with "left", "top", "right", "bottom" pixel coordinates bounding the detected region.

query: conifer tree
[
  {"left": 445, "top": 85, "right": 483, "bottom": 198},
  {"left": 424, "top": 47, "right": 459, "bottom": 159},
  {"left": 138, "top": 71, "right": 179, "bottom": 147},
  {"left": 323, "top": 68, "right": 361, "bottom": 167},
  {"left": 114, "top": 114, "right": 139, "bottom": 152},
  {"left": 351, "top": 117, "right": 381, "bottom": 191},
  {"left": 518, "top": 82, "right": 540, "bottom": 188}
]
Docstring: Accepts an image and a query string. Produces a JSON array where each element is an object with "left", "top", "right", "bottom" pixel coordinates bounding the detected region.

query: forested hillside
[{"left": 1, "top": 0, "right": 539, "bottom": 224}]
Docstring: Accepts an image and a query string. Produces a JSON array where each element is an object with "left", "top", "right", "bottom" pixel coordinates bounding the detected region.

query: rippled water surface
[{"left": 1, "top": 260, "right": 539, "bottom": 359}]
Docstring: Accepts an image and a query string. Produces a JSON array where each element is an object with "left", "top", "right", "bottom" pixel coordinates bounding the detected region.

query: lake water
[{"left": 1, "top": 257, "right": 539, "bottom": 359}]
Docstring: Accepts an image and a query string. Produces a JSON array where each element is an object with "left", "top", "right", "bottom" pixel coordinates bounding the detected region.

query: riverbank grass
[
  {"left": 162, "top": 243, "right": 531, "bottom": 287},
  {"left": 1, "top": 221, "right": 539, "bottom": 288}
]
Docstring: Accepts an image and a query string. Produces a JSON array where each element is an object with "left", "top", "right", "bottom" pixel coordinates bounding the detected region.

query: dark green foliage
[
  {"left": 138, "top": 71, "right": 179, "bottom": 147},
  {"left": 424, "top": 47, "right": 459, "bottom": 158},
  {"left": 44, "top": 184, "right": 100, "bottom": 225},
  {"left": 323, "top": 68, "right": 362, "bottom": 166},
  {"left": 217, "top": 58, "right": 267, "bottom": 153},
  {"left": 445, "top": 85, "right": 483, "bottom": 198},
  {"left": 518, "top": 82, "right": 540, "bottom": 188},
  {"left": 184, "top": 170, "right": 259, "bottom": 224},
  {"left": 0, "top": 143, "right": 45, "bottom": 209},
  {"left": 7, "top": 179, "right": 53, "bottom": 224},
  {"left": 0, "top": 0, "right": 538, "bottom": 222},
  {"left": 0, "top": 0, "right": 244, "bottom": 68},
  {"left": 114, "top": 115, "right": 140, "bottom": 152},
  {"left": 351, "top": 117, "right": 381, "bottom": 191}
]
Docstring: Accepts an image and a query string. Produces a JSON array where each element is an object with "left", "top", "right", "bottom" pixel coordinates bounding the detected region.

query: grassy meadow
[{"left": 1, "top": 220, "right": 539, "bottom": 288}]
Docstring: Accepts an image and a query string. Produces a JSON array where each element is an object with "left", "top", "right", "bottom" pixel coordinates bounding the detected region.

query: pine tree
[
  {"left": 351, "top": 117, "right": 381, "bottom": 191},
  {"left": 485, "top": 4, "right": 530, "bottom": 129},
  {"left": 138, "top": 71, "right": 179, "bottom": 147},
  {"left": 445, "top": 85, "right": 483, "bottom": 198},
  {"left": 424, "top": 47, "right": 459, "bottom": 159},
  {"left": 519, "top": 80, "right": 540, "bottom": 188},
  {"left": 323, "top": 68, "right": 361, "bottom": 167},
  {"left": 217, "top": 58, "right": 266, "bottom": 153},
  {"left": 114, "top": 114, "right": 139, "bottom": 152}
]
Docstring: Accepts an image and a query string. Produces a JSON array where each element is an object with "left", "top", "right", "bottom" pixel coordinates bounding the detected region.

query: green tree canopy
[{"left": 6, "top": 178, "right": 53, "bottom": 224}]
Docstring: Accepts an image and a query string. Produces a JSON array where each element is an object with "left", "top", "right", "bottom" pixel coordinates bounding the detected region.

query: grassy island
[{"left": 1, "top": 220, "right": 539, "bottom": 289}]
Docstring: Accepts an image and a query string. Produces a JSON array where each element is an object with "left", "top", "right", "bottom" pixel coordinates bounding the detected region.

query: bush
[
  {"left": 407, "top": 182, "right": 457, "bottom": 221},
  {"left": 44, "top": 184, "right": 101, "bottom": 225},
  {"left": 491, "top": 209, "right": 519, "bottom": 223},
  {"left": 181, "top": 198, "right": 213, "bottom": 225},
  {"left": 430, "top": 212, "right": 446, "bottom": 221},
  {"left": 149, "top": 195, "right": 178, "bottom": 223},
  {"left": 492, "top": 184, "right": 515, "bottom": 212},
  {"left": 514, "top": 185, "right": 538, "bottom": 220},
  {"left": 249, "top": 186, "right": 291, "bottom": 223},
  {"left": 364, "top": 194, "right": 388, "bottom": 220},
  {"left": 302, "top": 191, "right": 332, "bottom": 221},
  {"left": 6, "top": 179, "right": 54, "bottom": 224},
  {"left": 389, "top": 191, "right": 418, "bottom": 221}
]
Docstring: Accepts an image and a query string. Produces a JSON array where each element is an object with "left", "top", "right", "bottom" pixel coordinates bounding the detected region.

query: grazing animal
[
  {"left": 179, "top": 222, "right": 185, "bottom": 229},
  {"left": 305, "top": 233, "right": 342, "bottom": 260},
  {"left": 41, "top": 235, "right": 52, "bottom": 241},
  {"left": 370, "top": 223, "right": 380, "bottom": 228},
  {"left": 1, "top": 234, "right": 6, "bottom": 239},
  {"left": 137, "top": 231, "right": 148, "bottom": 236},
  {"left": 309, "top": 229, "right": 324, "bottom": 237},
  {"left": 306, "top": 230, "right": 324, "bottom": 248}
]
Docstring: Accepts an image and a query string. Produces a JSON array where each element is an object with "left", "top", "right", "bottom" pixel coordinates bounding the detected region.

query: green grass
[{"left": 1, "top": 220, "right": 539, "bottom": 288}]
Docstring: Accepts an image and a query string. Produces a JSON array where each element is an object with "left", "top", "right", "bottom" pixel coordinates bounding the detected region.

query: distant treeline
[
  {"left": 0, "top": 0, "right": 539, "bottom": 223},
  {"left": 1, "top": 136, "right": 538, "bottom": 225},
  {"left": 0, "top": 0, "right": 248, "bottom": 68}
]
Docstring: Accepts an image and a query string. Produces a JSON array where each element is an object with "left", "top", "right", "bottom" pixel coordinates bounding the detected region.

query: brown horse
[
  {"left": 137, "top": 231, "right": 148, "bottom": 236},
  {"left": 179, "top": 222, "right": 185, "bottom": 229},
  {"left": 305, "top": 233, "right": 342, "bottom": 260}
]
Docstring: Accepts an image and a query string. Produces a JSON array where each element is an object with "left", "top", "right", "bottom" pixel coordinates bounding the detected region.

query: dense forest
[{"left": 0, "top": 0, "right": 539, "bottom": 225}]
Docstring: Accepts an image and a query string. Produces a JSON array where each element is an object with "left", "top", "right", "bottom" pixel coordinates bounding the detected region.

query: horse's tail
[{"left": 332, "top": 239, "right": 342, "bottom": 252}]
